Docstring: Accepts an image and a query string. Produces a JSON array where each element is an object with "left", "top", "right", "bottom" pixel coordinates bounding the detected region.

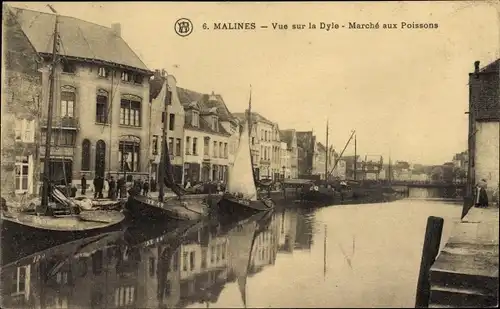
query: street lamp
[
  {"left": 282, "top": 165, "right": 285, "bottom": 180},
  {"left": 122, "top": 152, "right": 129, "bottom": 182}
]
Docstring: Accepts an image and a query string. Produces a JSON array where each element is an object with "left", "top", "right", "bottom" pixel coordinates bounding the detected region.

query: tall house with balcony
[
  {"left": 149, "top": 70, "right": 186, "bottom": 183},
  {"left": 10, "top": 7, "right": 153, "bottom": 188},
  {"left": 468, "top": 59, "right": 500, "bottom": 205},
  {"left": 280, "top": 129, "right": 299, "bottom": 179},
  {"left": 1, "top": 6, "right": 43, "bottom": 203},
  {"left": 178, "top": 89, "right": 233, "bottom": 183}
]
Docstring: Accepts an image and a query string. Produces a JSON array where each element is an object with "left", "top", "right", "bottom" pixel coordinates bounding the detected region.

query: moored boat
[
  {"left": 218, "top": 86, "right": 275, "bottom": 218},
  {"left": 127, "top": 193, "right": 210, "bottom": 221}
]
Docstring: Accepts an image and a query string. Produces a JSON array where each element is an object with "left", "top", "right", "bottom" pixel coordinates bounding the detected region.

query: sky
[{"left": 8, "top": 1, "right": 499, "bottom": 165}]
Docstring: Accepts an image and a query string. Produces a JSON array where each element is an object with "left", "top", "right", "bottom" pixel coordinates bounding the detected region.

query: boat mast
[
  {"left": 158, "top": 80, "right": 169, "bottom": 202},
  {"left": 328, "top": 130, "right": 355, "bottom": 176},
  {"left": 41, "top": 5, "right": 59, "bottom": 208},
  {"left": 325, "top": 119, "right": 329, "bottom": 182},
  {"left": 353, "top": 134, "right": 357, "bottom": 181},
  {"left": 247, "top": 85, "right": 257, "bottom": 184}
]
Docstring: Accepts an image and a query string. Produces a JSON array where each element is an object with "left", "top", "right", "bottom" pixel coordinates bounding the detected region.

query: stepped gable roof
[
  {"left": 177, "top": 87, "right": 235, "bottom": 122},
  {"left": 9, "top": 6, "right": 151, "bottom": 73}
]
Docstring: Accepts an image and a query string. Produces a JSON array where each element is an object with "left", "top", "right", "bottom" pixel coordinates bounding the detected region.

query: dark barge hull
[
  {"left": 126, "top": 195, "right": 208, "bottom": 222},
  {"left": 217, "top": 196, "right": 274, "bottom": 222},
  {"left": 1, "top": 216, "right": 125, "bottom": 262}
]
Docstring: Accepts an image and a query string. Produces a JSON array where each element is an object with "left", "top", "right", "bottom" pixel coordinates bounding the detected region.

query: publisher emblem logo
[{"left": 175, "top": 18, "right": 193, "bottom": 37}]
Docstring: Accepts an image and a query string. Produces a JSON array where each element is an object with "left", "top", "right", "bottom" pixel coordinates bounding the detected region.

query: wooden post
[{"left": 415, "top": 216, "right": 444, "bottom": 308}]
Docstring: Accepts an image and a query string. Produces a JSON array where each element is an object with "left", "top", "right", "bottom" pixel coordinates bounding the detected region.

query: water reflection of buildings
[
  {"left": 277, "top": 208, "right": 314, "bottom": 253},
  {"left": 1, "top": 209, "right": 311, "bottom": 309}
]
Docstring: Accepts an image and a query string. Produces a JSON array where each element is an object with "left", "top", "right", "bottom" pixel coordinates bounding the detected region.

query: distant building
[
  {"left": 233, "top": 111, "right": 282, "bottom": 180},
  {"left": 468, "top": 60, "right": 500, "bottom": 203},
  {"left": 177, "top": 89, "right": 236, "bottom": 183},
  {"left": 296, "top": 131, "right": 315, "bottom": 178},
  {"left": 280, "top": 129, "right": 299, "bottom": 179}
]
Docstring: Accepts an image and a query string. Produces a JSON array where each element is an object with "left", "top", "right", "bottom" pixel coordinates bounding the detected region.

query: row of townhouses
[{"left": 3, "top": 6, "right": 343, "bottom": 203}]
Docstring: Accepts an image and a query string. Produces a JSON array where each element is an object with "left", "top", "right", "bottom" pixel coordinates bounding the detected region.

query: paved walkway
[{"left": 429, "top": 206, "right": 499, "bottom": 307}]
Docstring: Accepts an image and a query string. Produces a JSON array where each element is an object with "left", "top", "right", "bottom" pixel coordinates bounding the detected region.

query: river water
[{"left": 0, "top": 199, "right": 462, "bottom": 308}]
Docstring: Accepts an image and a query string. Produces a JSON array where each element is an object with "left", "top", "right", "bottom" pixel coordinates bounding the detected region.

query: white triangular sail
[{"left": 226, "top": 120, "right": 258, "bottom": 201}]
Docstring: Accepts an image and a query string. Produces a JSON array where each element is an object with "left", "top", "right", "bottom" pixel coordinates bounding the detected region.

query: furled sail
[
  {"left": 226, "top": 120, "right": 258, "bottom": 201},
  {"left": 162, "top": 140, "right": 187, "bottom": 197}
]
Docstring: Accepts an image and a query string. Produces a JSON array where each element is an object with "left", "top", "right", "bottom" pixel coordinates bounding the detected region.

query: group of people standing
[{"left": 80, "top": 175, "right": 142, "bottom": 200}]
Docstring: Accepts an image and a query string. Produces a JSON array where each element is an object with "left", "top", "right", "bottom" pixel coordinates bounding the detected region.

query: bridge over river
[{"left": 388, "top": 181, "right": 466, "bottom": 200}]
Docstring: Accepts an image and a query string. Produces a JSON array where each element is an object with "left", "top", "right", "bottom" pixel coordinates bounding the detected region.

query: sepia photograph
[{"left": 1, "top": 1, "right": 499, "bottom": 308}]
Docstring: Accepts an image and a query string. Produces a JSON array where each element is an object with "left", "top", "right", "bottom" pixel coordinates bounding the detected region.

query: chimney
[
  {"left": 154, "top": 69, "right": 161, "bottom": 79},
  {"left": 111, "top": 23, "right": 121, "bottom": 37},
  {"left": 161, "top": 69, "right": 167, "bottom": 77},
  {"left": 474, "top": 61, "right": 480, "bottom": 73}
]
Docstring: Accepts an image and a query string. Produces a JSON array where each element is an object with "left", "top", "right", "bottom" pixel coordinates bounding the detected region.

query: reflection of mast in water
[{"left": 324, "top": 224, "right": 327, "bottom": 280}]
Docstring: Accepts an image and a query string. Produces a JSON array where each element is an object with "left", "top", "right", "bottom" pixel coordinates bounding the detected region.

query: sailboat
[
  {"left": 218, "top": 86, "right": 275, "bottom": 218},
  {"left": 126, "top": 81, "right": 210, "bottom": 222},
  {"left": 1, "top": 6, "right": 125, "bottom": 242}
]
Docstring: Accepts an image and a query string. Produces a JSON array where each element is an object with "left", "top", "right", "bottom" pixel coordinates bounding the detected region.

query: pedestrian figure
[
  {"left": 108, "top": 176, "right": 116, "bottom": 200},
  {"left": 70, "top": 186, "right": 77, "bottom": 198},
  {"left": 119, "top": 177, "right": 127, "bottom": 199},
  {"left": 94, "top": 176, "right": 104, "bottom": 199},
  {"left": 474, "top": 179, "right": 489, "bottom": 208},
  {"left": 143, "top": 179, "right": 149, "bottom": 196},
  {"left": 93, "top": 176, "right": 99, "bottom": 199},
  {"left": 81, "top": 175, "right": 87, "bottom": 195}
]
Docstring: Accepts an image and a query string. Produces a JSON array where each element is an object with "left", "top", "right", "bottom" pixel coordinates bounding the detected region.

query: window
[
  {"left": 62, "top": 61, "right": 76, "bottom": 73},
  {"left": 120, "top": 96, "right": 141, "bottom": 127},
  {"left": 192, "top": 111, "right": 199, "bottom": 127},
  {"left": 173, "top": 252, "right": 179, "bottom": 271},
  {"left": 201, "top": 249, "right": 207, "bottom": 269},
  {"left": 222, "top": 243, "right": 226, "bottom": 260},
  {"left": 161, "top": 112, "right": 165, "bottom": 123},
  {"left": 212, "top": 116, "right": 218, "bottom": 131},
  {"left": 97, "top": 67, "right": 109, "bottom": 78},
  {"left": 149, "top": 257, "right": 155, "bottom": 277},
  {"left": 169, "top": 113, "right": 175, "bottom": 130},
  {"left": 175, "top": 138, "right": 181, "bottom": 156},
  {"left": 183, "top": 252, "right": 188, "bottom": 271},
  {"left": 185, "top": 137, "right": 191, "bottom": 155},
  {"left": 219, "top": 142, "right": 223, "bottom": 158},
  {"left": 168, "top": 138, "right": 174, "bottom": 155},
  {"left": 92, "top": 251, "right": 103, "bottom": 275},
  {"left": 15, "top": 157, "right": 29, "bottom": 193},
  {"left": 14, "top": 119, "right": 34, "bottom": 142},
  {"left": 81, "top": 139, "right": 91, "bottom": 171},
  {"left": 152, "top": 135, "right": 159, "bottom": 155},
  {"left": 165, "top": 90, "right": 172, "bottom": 105},
  {"left": 56, "top": 271, "right": 68, "bottom": 284},
  {"left": 192, "top": 138, "right": 198, "bottom": 155},
  {"left": 41, "top": 131, "right": 75, "bottom": 146},
  {"left": 133, "top": 74, "right": 143, "bottom": 85},
  {"left": 121, "top": 71, "right": 131, "bottom": 82},
  {"left": 12, "top": 266, "right": 29, "bottom": 294},
  {"left": 61, "top": 91, "right": 75, "bottom": 118},
  {"left": 189, "top": 252, "right": 195, "bottom": 271},
  {"left": 203, "top": 137, "right": 210, "bottom": 156},
  {"left": 210, "top": 246, "right": 215, "bottom": 263},
  {"left": 96, "top": 90, "right": 108, "bottom": 123},
  {"left": 213, "top": 141, "right": 217, "bottom": 157},
  {"left": 119, "top": 140, "right": 140, "bottom": 172}
]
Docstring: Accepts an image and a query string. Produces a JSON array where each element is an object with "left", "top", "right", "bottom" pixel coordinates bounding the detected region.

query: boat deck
[{"left": 2, "top": 210, "right": 125, "bottom": 231}]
